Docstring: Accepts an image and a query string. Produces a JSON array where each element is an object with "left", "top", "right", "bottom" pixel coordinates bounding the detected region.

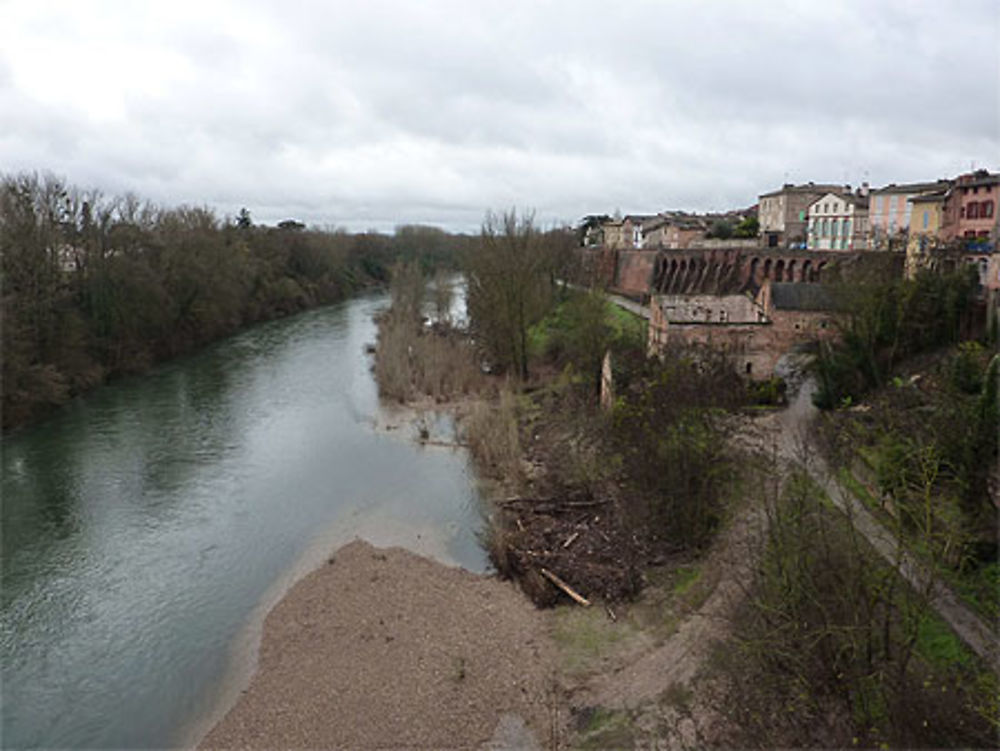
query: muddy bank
[{"left": 199, "top": 540, "right": 559, "bottom": 749}]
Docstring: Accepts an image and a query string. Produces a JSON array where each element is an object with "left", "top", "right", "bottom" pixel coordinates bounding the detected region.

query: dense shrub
[
  {"left": 813, "top": 266, "right": 979, "bottom": 409},
  {"left": 722, "top": 470, "right": 997, "bottom": 748}
]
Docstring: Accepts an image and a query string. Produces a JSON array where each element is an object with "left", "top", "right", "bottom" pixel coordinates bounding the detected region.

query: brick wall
[{"left": 614, "top": 250, "right": 657, "bottom": 297}]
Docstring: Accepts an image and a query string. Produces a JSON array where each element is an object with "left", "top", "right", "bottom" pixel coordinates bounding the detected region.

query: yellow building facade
[{"left": 905, "top": 193, "right": 945, "bottom": 278}]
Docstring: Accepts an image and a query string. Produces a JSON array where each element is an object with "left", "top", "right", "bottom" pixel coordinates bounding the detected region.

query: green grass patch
[
  {"left": 576, "top": 707, "right": 636, "bottom": 750},
  {"left": 856, "top": 445, "right": 880, "bottom": 472},
  {"left": 526, "top": 291, "right": 647, "bottom": 362},
  {"left": 605, "top": 300, "right": 646, "bottom": 341},
  {"left": 671, "top": 565, "right": 701, "bottom": 597},
  {"left": 915, "top": 612, "right": 974, "bottom": 670},
  {"left": 837, "top": 466, "right": 880, "bottom": 511},
  {"left": 947, "top": 561, "right": 1000, "bottom": 623}
]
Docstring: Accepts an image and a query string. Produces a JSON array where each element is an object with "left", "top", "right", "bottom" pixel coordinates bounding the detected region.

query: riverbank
[{"left": 199, "top": 540, "right": 559, "bottom": 749}]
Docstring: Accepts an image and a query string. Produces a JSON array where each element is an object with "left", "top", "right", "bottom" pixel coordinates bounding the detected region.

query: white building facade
[{"left": 806, "top": 192, "right": 869, "bottom": 251}]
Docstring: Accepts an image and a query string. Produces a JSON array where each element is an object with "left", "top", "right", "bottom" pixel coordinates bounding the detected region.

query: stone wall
[
  {"left": 652, "top": 293, "right": 764, "bottom": 324},
  {"left": 615, "top": 250, "right": 658, "bottom": 297}
]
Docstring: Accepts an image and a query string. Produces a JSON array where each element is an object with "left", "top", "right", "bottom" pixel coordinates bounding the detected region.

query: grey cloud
[{"left": 1, "top": 0, "right": 997, "bottom": 231}]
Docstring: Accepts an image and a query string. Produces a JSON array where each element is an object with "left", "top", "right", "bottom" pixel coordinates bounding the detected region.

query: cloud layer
[{"left": 2, "top": 0, "right": 998, "bottom": 230}]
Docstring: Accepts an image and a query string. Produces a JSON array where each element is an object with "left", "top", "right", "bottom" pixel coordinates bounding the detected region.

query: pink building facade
[{"left": 868, "top": 180, "right": 949, "bottom": 249}]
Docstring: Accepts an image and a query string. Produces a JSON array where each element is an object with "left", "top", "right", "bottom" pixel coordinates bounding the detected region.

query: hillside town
[{"left": 578, "top": 169, "right": 1000, "bottom": 378}]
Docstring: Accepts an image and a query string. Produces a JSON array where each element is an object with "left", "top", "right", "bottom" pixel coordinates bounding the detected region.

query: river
[{"left": 0, "top": 291, "right": 489, "bottom": 749}]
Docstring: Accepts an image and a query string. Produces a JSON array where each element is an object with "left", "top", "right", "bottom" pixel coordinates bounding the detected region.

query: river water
[{"left": 0, "top": 291, "right": 489, "bottom": 749}]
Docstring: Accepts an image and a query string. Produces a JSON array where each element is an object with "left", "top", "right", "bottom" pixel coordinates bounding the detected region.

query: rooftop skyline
[{"left": 2, "top": 0, "right": 998, "bottom": 231}]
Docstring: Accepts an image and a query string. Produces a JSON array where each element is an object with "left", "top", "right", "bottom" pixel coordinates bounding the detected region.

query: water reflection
[{"left": 1, "top": 292, "right": 488, "bottom": 748}]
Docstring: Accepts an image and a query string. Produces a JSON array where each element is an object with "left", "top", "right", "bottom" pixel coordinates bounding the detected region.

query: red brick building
[{"left": 941, "top": 170, "right": 999, "bottom": 244}]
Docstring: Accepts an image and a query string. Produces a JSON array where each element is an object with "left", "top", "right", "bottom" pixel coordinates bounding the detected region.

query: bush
[
  {"left": 949, "top": 341, "right": 987, "bottom": 394},
  {"left": 611, "top": 350, "right": 741, "bottom": 549},
  {"left": 723, "top": 469, "right": 996, "bottom": 748},
  {"left": 812, "top": 267, "right": 979, "bottom": 409},
  {"left": 463, "top": 388, "right": 523, "bottom": 488}
]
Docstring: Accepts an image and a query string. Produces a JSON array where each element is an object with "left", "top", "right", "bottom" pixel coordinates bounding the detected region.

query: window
[
  {"left": 968, "top": 202, "right": 980, "bottom": 219},
  {"left": 922, "top": 210, "right": 929, "bottom": 229},
  {"left": 832, "top": 219, "right": 839, "bottom": 237},
  {"left": 983, "top": 200, "right": 994, "bottom": 218},
  {"left": 822, "top": 218, "right": 829, "bottom": 237}
]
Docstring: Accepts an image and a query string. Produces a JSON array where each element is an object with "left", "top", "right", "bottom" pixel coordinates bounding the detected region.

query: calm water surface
[{"left": 1, "top": 291, "right": 488, "bottom": 748}]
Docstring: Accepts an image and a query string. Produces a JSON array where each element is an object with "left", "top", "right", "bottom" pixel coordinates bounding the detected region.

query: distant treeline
[{"left": 0, "top": 172, "right": 473, "bottom": 430}]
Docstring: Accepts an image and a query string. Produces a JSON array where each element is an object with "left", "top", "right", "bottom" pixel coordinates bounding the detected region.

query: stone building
[
  {"left": 758, "top": 183, "right": 844, "bottom": 248},
  {"left": 648, "top": 279, "right": 838, "bottom": 378},
  {"left": 600, "top": 218, "right": 627, "bottom": 249},
  {"left": 622, "top": 215, "right": 656, "bottom": 248},
  {"left": 642, "top": 213, "right": 709, "bottom": 249}
]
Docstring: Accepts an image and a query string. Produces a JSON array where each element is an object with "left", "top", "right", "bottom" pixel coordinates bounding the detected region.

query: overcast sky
[{"left": 2, "top": 1, "right": 998, "bottom": 231}]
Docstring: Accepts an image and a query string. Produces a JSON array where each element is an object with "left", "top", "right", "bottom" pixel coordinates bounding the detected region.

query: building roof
[
  {"left": 908, "top": 191, "right": 947, "bottom": 204},
  {"left": 644, "top": 213, "right": 708, "bottom": 231},
  {"left": 954, "top": 170, "right": 1000, "bottom": 188},
  {"left": 770, "top": 282, "right": 837, "bottom": 312},
  {"left": 870, "top": 179, "right": 951, "bottom": 195},
  {"left": 808, "top": 191, "right": 869, "bottom": 210},
  {"left": 759, "top": 182, "right": 844, "bottom": 199}
]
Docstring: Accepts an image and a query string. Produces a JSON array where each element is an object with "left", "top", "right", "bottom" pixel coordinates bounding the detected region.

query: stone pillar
[{"left": 600, "top": 350, "right": 614, "bottom": 411}]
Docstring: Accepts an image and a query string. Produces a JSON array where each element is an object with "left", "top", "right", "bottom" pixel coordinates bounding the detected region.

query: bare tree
[{"left": 464, "top": 209, "right": 563, "bottom": 379}]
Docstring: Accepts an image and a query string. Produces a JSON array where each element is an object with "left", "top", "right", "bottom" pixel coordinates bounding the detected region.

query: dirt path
[
  {"left": 200, "top": 541, "right": 560, "bottom": 750},
  {"left": 777, "top": 379, "right": 1000, "bottom": 673},
  {"left": 579, "top": 503, "right": 767, "bottom": 710},
  {"left": 577, "top": 371, "right": 998, "bottom": 722}
]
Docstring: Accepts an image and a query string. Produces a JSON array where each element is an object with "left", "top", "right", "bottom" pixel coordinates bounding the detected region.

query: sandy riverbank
[{"left": 198, "top": 540, "right": 559, "bottom": 749}]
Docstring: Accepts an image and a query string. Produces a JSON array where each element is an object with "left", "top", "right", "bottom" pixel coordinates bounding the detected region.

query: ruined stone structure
[
  {"left": 574, "top": 244, "right": 852, "bottom": 379},
  {"left": 649, "top": 280, "right": 839, "bottom": 378}
]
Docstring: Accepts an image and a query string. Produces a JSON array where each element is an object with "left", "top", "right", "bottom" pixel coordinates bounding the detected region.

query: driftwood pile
[{"left": 489, "top": 494, "right": 644, "bottom": 607}]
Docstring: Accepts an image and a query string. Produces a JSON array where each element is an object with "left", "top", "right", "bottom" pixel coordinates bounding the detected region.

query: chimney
[{"left": 859, "top": 182, "right": 870, "bottom": 197}]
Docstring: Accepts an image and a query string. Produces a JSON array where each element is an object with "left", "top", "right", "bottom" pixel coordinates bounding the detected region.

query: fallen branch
[
  {"left": 418, "top": 439, "right": 469, "bottom": 448},
  {"left": 539, "top": 568, "right": 591, "bottom": 607},
  {"left": 562, "top": 531, "right": 580, "bottom": 549},
  {"left": 499, "top": 497, "right": 609, "bottom": 509}
]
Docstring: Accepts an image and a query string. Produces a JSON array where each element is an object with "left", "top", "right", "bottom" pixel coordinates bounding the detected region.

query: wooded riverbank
[{"left": 0, "top": 173, "right": 473, "bottom": 431}]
